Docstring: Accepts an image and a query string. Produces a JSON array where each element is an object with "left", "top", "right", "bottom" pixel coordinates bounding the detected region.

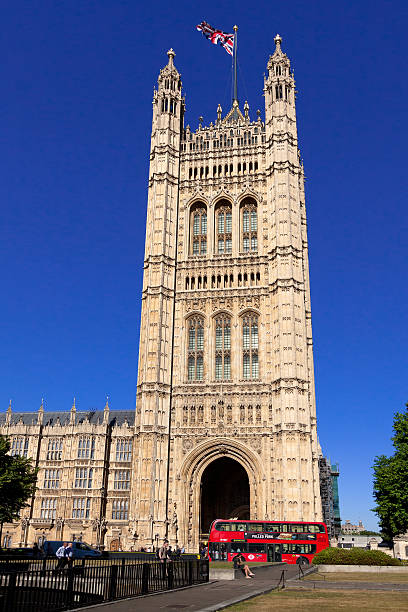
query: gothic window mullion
[
  {"left": 215, "top": 315, "right": 231, "bottom": 380},
  {"left": 242, "top": 314, "right": 259, "bottom": 379},
  {"left": 191, "top": 206, "right": 207, "bottom": 256},
  {"left": 217, "top": 205, "right": 232, "bottom": 254},
  {"left": 187, "top": 316, "right": 204, "bottom": 381},
  {"left": 241, "top": 202, "right": 258, "bottom": 253}
]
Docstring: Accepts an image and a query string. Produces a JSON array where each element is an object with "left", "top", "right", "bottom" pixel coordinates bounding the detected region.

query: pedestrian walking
[
  {"left": 65, "top": 542, "right": 74, "bottom": 568},
  {"left": 158, "top": 540, "right": 169, "bottom": 579},
  {"left": 55, "top": 542, "right": 68, "bottom": 572}
]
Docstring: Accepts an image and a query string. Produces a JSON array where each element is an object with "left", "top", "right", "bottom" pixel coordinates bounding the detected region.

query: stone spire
[
  {"left": 70, "top": 397, "right": 76, "bottom": 424},
  {"left": 38, "top": 398, "right": 44, "bottom": 425},
  {"left": 103, "top": 396, "right": 110, "bottom": 424},
  {"left": 6, "top": 400, "right": 12, "bottom": 424}
]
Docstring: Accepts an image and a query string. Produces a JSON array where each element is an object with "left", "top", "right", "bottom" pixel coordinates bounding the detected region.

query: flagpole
[{"left": 233, "top": 25, "right": 238, "bottom": 103}]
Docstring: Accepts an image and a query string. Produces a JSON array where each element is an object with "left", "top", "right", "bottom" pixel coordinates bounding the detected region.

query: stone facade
[
  {"left": 1, "top": 36, "right": 325, "bottom": 552},
  {"left": 132, "top": 35, "right": 323, "bottom": 551},
  {"left": 0, "top": 402, "right": 136, "bottom": 550}
]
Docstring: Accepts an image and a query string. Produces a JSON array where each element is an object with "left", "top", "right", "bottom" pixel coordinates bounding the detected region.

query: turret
[
  {"left": 38, "top": 399, "right": 44, "bottom": 425},
  {"left": 151, "top": 49, "right": 184, "bottom": 146},
  {"left": 70, "top": 397, "right": 76, "bottom": 425},
  {"left": 264, "top": 34, "right": 296, "bottom": 130}
]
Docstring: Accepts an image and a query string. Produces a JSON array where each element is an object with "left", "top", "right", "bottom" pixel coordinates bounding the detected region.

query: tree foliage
[
  {"left": 0, "top": 436, "right": 38, "bottom": 525},
  {"left": 372, "top": 404, "right": 408, "bottom": 540}
]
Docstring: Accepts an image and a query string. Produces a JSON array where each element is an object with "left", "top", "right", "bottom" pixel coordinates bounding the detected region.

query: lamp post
[
  {"left": 149, "top": 515, "right": 154, "bottom": 550},
  {"left": 172, "top": 504, "right": 179, "bottom": 545}
]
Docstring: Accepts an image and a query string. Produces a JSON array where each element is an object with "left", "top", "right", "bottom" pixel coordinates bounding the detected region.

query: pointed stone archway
[
  {"left": 200, "top": 457, "right": 250, "bottom": 535},
  {"left": 177, "top": 438, "right": 265, "bottom": 550}
]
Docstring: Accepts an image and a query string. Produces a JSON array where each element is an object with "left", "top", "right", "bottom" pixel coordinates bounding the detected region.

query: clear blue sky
[{"left": 1, "top": 1, "right": 407, "bottom": 531}]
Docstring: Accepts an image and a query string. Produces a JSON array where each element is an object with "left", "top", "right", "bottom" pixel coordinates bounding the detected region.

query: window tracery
[
  {"left": 242, "top": 313, "right": 259, "bottom": 379},
  {"left": 216, "top": 202, "right": 232, "bottom": 254},
  {"left": 215, "top": 314, "right": 231, "bottom": 380},
  {"left": 190, "top": 204, "right": 207, "bottom": 255},
  {"left": 241, "top": 199, "right": 258, "bottom": 252},
  {"left": 187, "top": 316, "right": 204, "bottom": 381}
]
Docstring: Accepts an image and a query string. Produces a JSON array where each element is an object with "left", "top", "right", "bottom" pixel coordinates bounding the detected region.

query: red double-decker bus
[{"left": 208, "top": 519, "right": 329, "bottom": 565}]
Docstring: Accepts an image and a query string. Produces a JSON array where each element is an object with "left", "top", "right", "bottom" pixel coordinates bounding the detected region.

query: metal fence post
[
  {"left": 121, "top": 557, "right": 126, "bottom": 579},
  {"left": 65, "top": 567, "right": 75, "bottom": 608},
  {"left": 188, "top": 560, "right": 193, "bottom": 585},
  {"left": 141, "top": 563, "right": 150, "bottom": 595},
  {"left": 167, "top": 562, "right": 174, "bottom": 590},
  {"left": 3, "top": 570, "right": 17, "bottom": 612},
  {"left": 107, "top": 564, "right": 118, "bottom": 601}
]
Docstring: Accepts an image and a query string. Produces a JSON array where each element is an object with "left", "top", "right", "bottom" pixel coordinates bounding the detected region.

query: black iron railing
[{"left": 0, "top": 558, "right": 209, "bottom": 612}]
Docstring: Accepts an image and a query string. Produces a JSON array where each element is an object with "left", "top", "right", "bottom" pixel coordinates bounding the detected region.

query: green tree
[
  {"left": 0, "top": 436, "right": 38, "bottom": 544},
  {"left": 372, "top": 404, "right": 408, "bottom": 541}
]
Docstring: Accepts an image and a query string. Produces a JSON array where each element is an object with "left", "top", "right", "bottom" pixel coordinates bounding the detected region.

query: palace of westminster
[{"left": 0, "top": 35, "right": 340, "bottom": 551}]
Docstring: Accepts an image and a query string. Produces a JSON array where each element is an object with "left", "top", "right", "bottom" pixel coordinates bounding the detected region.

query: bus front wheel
[{"left": 296, "top": 557, "right": 309, "bottom": 566}]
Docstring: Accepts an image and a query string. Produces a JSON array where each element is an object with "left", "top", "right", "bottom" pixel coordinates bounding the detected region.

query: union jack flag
[{"left": 196, "top": 21, "right": 234, "bottom": 56}]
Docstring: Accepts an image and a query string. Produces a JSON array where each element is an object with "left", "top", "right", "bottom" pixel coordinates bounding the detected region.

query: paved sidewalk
[{"left": 75, "top": 564, "right": 300, "bottom": 612}]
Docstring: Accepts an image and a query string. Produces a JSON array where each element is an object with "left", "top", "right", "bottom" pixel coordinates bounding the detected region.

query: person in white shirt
[{"left": 56, "top": 542, "right": 68, "bottom": 571}]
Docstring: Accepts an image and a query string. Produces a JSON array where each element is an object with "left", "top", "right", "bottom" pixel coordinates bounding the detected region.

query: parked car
[
  {"left": 0, "top": 547, "right": 34, "bottom": 557},
  {"left": 42, "top": 541, "right": 102, "bottom": 559}
]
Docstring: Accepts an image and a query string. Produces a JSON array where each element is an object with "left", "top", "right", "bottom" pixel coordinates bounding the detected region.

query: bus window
[
  {"left": 214, "top": 522, "right": 247, "bottom": 531},
  {"left": 290, "top": 524, "right": 305, "bottom": 533},
  {"left": 209, "top": 542, "right": 228, "bottom": 559},
  {"left": 291, "top": 533, "right": 316, "bottom": 540},
  {"left": 231, "top": 542, "right": 247, "bottom": 553},
  {"left": 248, "top": 543, "right": 265, "bottom": 553},
  {"left": 247, "top": 523, "right": 263, "bottom": 532},
  {"left": 308, "top": 524, "right": 326, "bottom": 533},
  {"left": 264, "top": 523, "right": 280, "bottom": 532},
  {"left": 214, "top": 522, "right": 231, "bottom": 531},
  {"left": 281, "top": 543, "right": 316, "bottom": 554},
  {"left": 234, "top": 523, "right": 247, "bottom": 531}
]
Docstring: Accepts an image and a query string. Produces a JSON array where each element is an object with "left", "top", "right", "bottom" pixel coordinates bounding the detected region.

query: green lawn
[
  {"left": 224, "top": 589, "right": 408, "bottom": 611},
  {"left": 305, "top": 572, "right": 408, "bottom": 583}
]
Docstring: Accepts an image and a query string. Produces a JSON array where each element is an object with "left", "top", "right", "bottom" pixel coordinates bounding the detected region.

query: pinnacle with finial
[
  {"left": 167, "top": 48, "right": 175, "bottom": 65},
  {"left": 274, "top": 33, "right": 282, "bottom": 46}
]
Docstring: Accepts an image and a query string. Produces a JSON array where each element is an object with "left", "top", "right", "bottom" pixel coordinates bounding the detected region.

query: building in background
[
  {"left": 0, "top": 35, "right": 336, "bottom": 551},
  {"left": 337, "top": 534, "right": 381, "bottom": 549},
  {"left": 341, "top": 519, "right": 365, "bottom": 534},
  {"left": 319, "top": 458, "right": 341, "bottom": 540}
]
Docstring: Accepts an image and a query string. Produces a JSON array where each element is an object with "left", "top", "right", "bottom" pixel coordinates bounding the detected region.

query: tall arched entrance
[{"left": 200, "top": 457, "right": 250, "bottom": 536}]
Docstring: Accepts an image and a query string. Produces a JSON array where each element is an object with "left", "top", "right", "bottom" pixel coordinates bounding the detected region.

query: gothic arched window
[
  {"left": 187, "top": 316, "right": 204, "bottom": 381},
  {"left": 215, "top": 314, "right": 231, "bottom": 380},
  {"left": 241, "top": 199, "right": 258, "bottom": 252},
  {"left": 216, "top": 201, "right": 232, "bottom": 254},
  {"left": 190, "top": 204, "right": 207, "bottom": 255},
  {"left": 242, "top": 313, "right": 259, "bottom": 379}
]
